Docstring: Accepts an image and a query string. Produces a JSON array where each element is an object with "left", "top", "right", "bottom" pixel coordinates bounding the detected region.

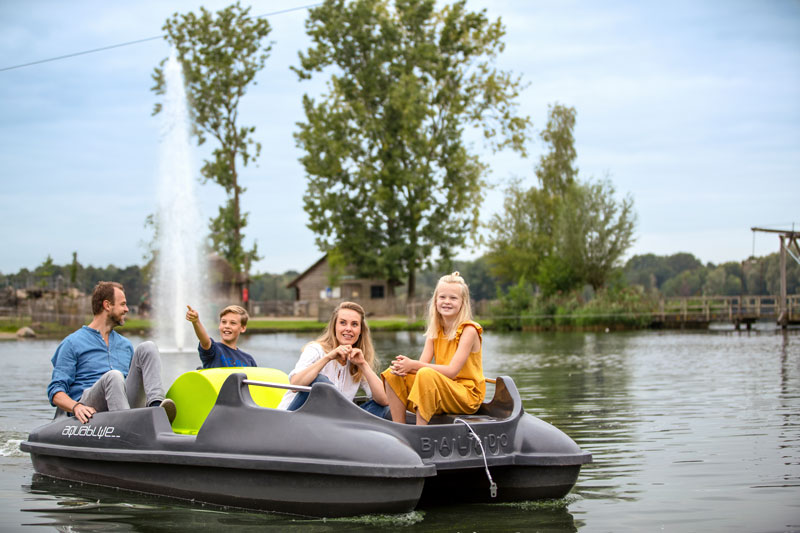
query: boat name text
[
  {"left": 62, "top": 424, "right": 120, "bottom": 439},
  {"left": 420, "top": 432, "right": 509, "bottom": 457}
]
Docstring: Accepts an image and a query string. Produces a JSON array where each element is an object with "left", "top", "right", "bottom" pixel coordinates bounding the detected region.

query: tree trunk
[{"left": 407, "top": 268, "right": 417, "bottom": 304}]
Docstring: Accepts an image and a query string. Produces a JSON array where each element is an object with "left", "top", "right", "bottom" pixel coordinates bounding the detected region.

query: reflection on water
[
  {"left": 2, "top": 329, "right": 799, "bottom": 532},
  {"left": 23, "top": 474, "right": 578, "bottom": 533}
]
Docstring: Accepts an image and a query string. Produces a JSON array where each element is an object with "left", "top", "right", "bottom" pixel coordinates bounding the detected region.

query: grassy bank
[{"left": 1, "top": 317, "right": 433, "bottom": 338}]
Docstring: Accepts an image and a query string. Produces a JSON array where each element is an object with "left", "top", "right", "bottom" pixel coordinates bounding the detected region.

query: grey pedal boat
[{"left": 21, "top": 372, "right": 591, "bottom": 517}]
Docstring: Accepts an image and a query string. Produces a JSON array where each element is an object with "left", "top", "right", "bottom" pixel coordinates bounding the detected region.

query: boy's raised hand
[{"left": 186, "top": 305, "right": 199, "bottom": 323}]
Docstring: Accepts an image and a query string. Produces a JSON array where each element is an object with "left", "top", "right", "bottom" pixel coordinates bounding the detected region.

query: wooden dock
[{"left": 651, "top": 295, "right": 800, "bottom": 329}]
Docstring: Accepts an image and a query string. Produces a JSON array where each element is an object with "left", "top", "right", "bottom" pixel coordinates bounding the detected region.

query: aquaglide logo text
[{"left": 62, "top": 424, "right": 120, "bottom": 439}]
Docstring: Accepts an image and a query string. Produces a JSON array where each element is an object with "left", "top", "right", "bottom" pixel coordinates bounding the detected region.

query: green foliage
[
  {"left": 488, "top": 103, "right": 636, "bottom": 293},
  {"left": 489, "top": 284, "right": 654, "bottom": 331},
  {"left": 152, "top": 2, "right": 272, "bottom": 275},
  {"left": 703, "top": 264, "right": 743, "bottom": 296},
  {"left": 624, "top": 252, "right": 704, "bottom": 291},
  {"left": 764, "top": 252, "right": 800, "bottom": 295},
  {"left": 69, "top": 252, "right": 78, "bottom": 285},
  {"left": 556, "top": 179, "right": 636, "bottom": 290},
  {"left": 625, "top": 252, "right": 800, "bottom": 297},
  {"left": 573, "top": 287, "right": 654, "bottom": 328},
  {"left": 487, "top": 182, "right": 558, "bottom": 284},
  {"left": 660, "top": 268, "right": 706, "bottom": 297},
  {"left": 35, "top": 255, "right": 56, "bottom": 287},
  {"left": 294, "top": 0, "right": 530, "bottom": 301},
  {"left": 536, "top": 255, "right": 578, "bottom": 297},
  {"left": 452, "top": 256, "right": 499, "bottom": 302},
  {"left": 413, "top": 257, "right": 500, "bottom": 300},
  {"left": 489, "top": 279, "right": 535, "bottom": 331},
  {"left": 536, "top": 103, "right": 578, "bottom": 195},
  {"left": 248, "top": 271, "right": 298, "bottom": 301},
  {"left": 1, "top": 260, "right": 149, "bottom": 305}
]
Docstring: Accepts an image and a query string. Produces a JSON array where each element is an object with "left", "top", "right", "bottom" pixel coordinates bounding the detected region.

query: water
[
  {"left": 2, "top": 328, "right": 799, "bottom": 532},
  {"left": 152, "top": 49, "right": 208, "bottom": 351}
]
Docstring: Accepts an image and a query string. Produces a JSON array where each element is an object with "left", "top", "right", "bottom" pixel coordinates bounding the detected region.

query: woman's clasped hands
[{"left": 328, "top": 344, "right": 367, "bottom": 367}]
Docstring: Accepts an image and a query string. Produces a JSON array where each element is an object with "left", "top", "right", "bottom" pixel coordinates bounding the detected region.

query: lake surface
[{"left": 1, "top": 327, "right": 798, "bottom": 532}]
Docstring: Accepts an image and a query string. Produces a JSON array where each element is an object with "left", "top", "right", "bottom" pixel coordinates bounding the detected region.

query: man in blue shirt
[
  {"left": 185, "top": 304, "right": 256, "bottom": 368},
  {"left": 48, "top": 281, "right": 176, "bottom": 424}
]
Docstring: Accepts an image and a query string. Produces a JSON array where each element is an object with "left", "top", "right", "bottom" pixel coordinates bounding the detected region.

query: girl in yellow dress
[{"left": 382, "top": 272, "right": 485, "bottom": 425}]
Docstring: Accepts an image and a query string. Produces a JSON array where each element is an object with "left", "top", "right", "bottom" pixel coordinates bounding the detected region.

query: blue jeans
[{"left": 287, "top": 374, "right": 390, "bottom": 419}]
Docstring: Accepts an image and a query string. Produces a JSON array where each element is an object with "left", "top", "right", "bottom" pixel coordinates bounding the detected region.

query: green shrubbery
[{"left": 490, "top": 284, "right": 656, "bottom": 331}]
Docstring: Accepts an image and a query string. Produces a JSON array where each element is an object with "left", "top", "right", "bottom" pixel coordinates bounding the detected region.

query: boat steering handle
[{"left": 242, "top": 379, "right": 312, "bottom": 393}]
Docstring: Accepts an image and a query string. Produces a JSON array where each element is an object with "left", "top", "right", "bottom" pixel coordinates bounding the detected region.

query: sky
[{"left": 1, "top": 0, "right": 798, "bottom": 276}]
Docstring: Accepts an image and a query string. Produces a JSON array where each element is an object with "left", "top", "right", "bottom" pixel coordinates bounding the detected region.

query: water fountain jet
[{"left": 152, "top": 49, "right": 208, "bottom": 352}]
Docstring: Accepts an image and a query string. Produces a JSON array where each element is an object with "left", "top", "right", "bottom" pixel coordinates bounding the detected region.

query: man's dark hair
[{"left": 91, "top": 281, "right": 124, "bottom": 315}]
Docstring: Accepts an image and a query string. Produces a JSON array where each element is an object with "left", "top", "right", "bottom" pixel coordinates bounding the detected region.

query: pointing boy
[{"left": 185, "top": 304, "right": 257, "bottom": 368}]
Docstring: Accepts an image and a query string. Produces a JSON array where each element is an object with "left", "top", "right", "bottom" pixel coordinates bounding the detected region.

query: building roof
[{"left": 286, "top": 254, "right": 328, "bottom": 288}]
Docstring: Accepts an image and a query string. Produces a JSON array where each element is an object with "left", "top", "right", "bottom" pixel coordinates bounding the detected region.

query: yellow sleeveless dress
[{"left": 381, "top": 321, "right": 485, "bottom": 421}]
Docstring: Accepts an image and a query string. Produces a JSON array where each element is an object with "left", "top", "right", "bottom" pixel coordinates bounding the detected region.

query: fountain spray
[{"left": 152, "top": 48, "right": 208, "bottom": 351}]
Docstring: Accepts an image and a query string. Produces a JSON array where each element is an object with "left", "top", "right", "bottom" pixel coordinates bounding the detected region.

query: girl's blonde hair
[
  {"left": 314, "top": 301, "right": 375, "bottom": 383},
  {"left": 424, "top": 271, "right": 473, "bottom": 340}
]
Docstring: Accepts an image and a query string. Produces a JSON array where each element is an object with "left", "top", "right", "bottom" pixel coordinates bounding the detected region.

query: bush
[
  {"left": 489, "top": 283, "right": 656, "bottom": 330},
  {"left": 573, "top": 286, "right": 654, "bottom": 328},
  {"left": 489, "top": 280, "right": 535, "bottom": 331}
]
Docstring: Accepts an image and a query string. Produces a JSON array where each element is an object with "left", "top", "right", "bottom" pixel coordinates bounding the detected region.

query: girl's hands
[{"left": 390, "top": 355, "right": 416, "bottom": 376}]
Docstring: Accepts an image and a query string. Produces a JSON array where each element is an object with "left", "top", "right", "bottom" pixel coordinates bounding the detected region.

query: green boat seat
[{"left": 166, "top": 367, "right": 290, "bottom": 434}]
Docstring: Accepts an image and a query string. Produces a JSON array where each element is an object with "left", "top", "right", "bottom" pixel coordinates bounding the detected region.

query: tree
[
  {"left": 487, "top": 104, "right": 636, "bottom": 293},
  {"left": 35, "top": 255, "right": 56, "bottom": 288},
  {"left": 152, "top": 2, "right": 272, "bottom": 279},
  {"left": 536, "top": 103, "right": 578, "bottom": 195},
  {"left": 624, "top": 253, "right": 669, "bottom": 290},
  {"left": 487, "top": 104, "right": 576, "bottom": 285},
  {"left": 661, "top": 269, "right": 706, "bottom": 297},
  {"left": 69, "top": 251, "right": 79, "bottom": 287},
  {"left": 294, "top": 0, "right": 530, "bottom": 301},
  {"left": 555, "top": 179, "right": 636, "bottom": 291},
  {"left": 624, "top": 252, "right": 704, "bottom": 291},
  {"left": 487, "top": 181, "right": 559, "bottom": 284}
]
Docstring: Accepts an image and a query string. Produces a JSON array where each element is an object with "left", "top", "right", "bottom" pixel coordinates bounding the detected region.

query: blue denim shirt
[{"left": 47, "top": 326, "right": 134, "bottom": 405}]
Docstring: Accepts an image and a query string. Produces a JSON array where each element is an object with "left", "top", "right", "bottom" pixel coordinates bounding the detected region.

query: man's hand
[{"left": 73, "top": 402, "right": 96, "bottom": 424}]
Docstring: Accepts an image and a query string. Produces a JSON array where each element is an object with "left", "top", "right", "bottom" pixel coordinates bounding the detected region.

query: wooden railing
[{"left": 653, "top": 295, "right": 800, "bottom": 327}]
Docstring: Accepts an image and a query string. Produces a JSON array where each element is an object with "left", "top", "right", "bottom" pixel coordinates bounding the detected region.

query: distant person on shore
[
  {"left": 277, "top": 301, "right": 389, "bottom": 417},
  {"left": 47, "top": 281, "right": 176, "bottom": 424},
  {"left": 185, "top": 304, "right": 256, "bottom": 368},
  {"left": 382, "top": 272, "right": 485, "bottom": 425}
]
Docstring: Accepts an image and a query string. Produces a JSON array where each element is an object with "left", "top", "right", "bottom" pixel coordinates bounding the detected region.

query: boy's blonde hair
[
  {"left": 424, "top": 271, "right": 473, "bottom": 340},
  {"left": 314, "top": 301, "right": 375, "bottom": 383},
  {"left": 219, "top": 305, "right": 249, "bottom": 327}
]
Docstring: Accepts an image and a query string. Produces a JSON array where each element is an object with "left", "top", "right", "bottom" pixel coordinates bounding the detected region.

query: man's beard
[{"left": 109, "top": 311, "right": 126, "bottom": 327}]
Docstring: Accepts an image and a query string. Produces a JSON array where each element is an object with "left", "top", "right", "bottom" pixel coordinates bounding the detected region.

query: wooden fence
[{"left": 652, "top": 295, "right": 800, "bottom": 328}]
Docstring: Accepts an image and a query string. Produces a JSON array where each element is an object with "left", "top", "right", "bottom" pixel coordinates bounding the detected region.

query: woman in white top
[{"left": 277, "top": 302, "right": 389, "bottom": 417}]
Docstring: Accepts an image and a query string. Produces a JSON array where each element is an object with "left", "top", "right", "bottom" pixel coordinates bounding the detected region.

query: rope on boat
[{"left": 454, "top": 417, "right": 497, "bottom": 498}]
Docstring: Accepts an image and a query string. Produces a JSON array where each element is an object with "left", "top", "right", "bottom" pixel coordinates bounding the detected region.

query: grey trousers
[{"left": 79, "top": 341, "right": 165, "bottom": 412}]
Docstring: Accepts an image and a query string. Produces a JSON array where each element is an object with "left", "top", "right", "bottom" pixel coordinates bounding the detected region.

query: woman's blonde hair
[
  {"left": 424, "top": 272, "right": 473, "bottom": 340},
  {"left": 314, "top": 301, "right": 375, "bottom": 382}
]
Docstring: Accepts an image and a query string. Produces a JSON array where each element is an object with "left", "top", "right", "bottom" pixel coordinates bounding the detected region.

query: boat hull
[
  {"left": 421, "top": 464, "right": 582, "bottom": 504},
  {"left": 22, "top": 373, "right": 590, "bottom": 517},
  {"left": 29, "top": 453, "right": 423, "bottom": 516}
]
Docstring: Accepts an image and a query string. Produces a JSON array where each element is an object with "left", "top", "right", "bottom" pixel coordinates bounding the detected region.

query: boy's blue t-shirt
[{"left": 199, "top": 338, "right": 257, "bottom": 368}]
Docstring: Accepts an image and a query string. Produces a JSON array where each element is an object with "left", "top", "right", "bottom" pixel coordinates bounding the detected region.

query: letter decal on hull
[{"left": 61, "top": 424, "right": 119, "bottom": 439}]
